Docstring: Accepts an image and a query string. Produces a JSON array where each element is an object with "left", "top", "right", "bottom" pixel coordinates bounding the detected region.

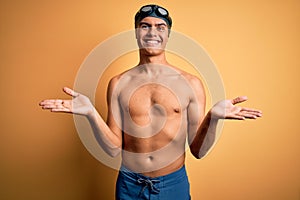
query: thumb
[
  {"left": 63, "top": 87, "right": 79, "bottom": 98},
  {"left": 231, "top": 96, "right": 248, "bottom": 105}
]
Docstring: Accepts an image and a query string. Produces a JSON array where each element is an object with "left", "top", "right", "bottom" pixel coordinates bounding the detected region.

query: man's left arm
[{"left": 187, "top": 78, "right": 263, "bottom": 159}]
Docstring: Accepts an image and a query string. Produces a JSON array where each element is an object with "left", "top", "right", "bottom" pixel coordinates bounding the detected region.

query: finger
[
  {"left": 39, "top": 99, "right": 63, "bottom": 106},
  {"left": 231, "top": 96, "right": 248, "bottom": 105},
  {"left": 240, "top": 108, "right": 263, "bottom": 118},
  {"left": 241, "top": 107, "right": 263, "bottom": 115},
  {"left": 227, "top": 114, "right": 245, "bottom": 120},
  {"left": 39, "top": 99, "right": 57, "bottom": 106},
  {"left": 54, "top": 99, "right": 64, "bottom": 105},
  {"left": 63, "top": 87, "right": 79, "bottom": 98},
  {"left": 241, "top": 113, "right": 258, "bottom": 119},
  {"left": 39, "top": 99, "right": 53, "bottom": 105},
  {"left": 40, "top": 99, "right": 67, "bottom": 108},
  {"left": 42, "top": 103, "right": 71, "bottom": 113},
  {"left": 41, "top": 102, "right": 63, "bottom": 109},
  {"left": 244, "top": 112, "right": 262, "bottom": 118},
  {"left": 228, "top": 110, "right": 262, "bottom": 120},
  {"left": 51, "top": 108, "right": 71, "bottom": 113},
  {"left": 236, "top": 109, "right": 262, "bottom": 119}
]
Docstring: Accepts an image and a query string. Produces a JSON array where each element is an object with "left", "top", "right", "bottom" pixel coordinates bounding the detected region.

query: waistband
[{"left": 119, "top": 165, "right": 187, "bottom": 186}]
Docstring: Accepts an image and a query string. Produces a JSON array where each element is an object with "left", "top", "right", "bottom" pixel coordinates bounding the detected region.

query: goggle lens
[
  {"left": 140, "top": 5, "right": 168, "bottom": 17},
  {"left": 157, "top": 7, "right": 167, "bottom": 16},
  {"left": 141, "top": 6, "right": 152, "bottom": 12}
]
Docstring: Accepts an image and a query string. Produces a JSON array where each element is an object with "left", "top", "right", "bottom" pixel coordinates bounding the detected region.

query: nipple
[{"left": 148, "top": 155, "right": 154, "bottom": 161}]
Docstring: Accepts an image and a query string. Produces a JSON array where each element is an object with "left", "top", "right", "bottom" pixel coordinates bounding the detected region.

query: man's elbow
[
  {"left": 104, "top": 147, "right": 121, "bottom": 158},
  {"left": 190, "top": 149, "right": 200, "bottom": 159},
  {"left": 190, "top": 148, "right": 207, "bottom": 160},
  {"left": 109, "top": 150, "right": 121, "bottom": 158}
]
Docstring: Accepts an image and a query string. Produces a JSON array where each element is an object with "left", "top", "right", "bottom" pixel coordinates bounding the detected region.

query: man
[{"left": 40, "top": 4, "right": 262, "bottom": 200}]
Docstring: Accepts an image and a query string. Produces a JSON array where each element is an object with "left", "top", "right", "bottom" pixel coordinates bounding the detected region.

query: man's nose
[{"left": 147, "top": 27, "right": 157, "bottom": 36}]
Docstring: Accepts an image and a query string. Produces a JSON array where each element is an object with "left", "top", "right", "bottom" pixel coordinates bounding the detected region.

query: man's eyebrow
[
  {"left": 139, "top": 22, "right": 151, "bottom": 26},
  {"left": 139, "top": 22, "right": 167, "bottom": 27},
  {"left": 156, "top": 23, "right": 167, "bottom": 27}
]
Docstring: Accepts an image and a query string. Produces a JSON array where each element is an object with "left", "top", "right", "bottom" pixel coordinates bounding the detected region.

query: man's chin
[{"left": 141, "top": 47, "right": 164, "bottom": 55}]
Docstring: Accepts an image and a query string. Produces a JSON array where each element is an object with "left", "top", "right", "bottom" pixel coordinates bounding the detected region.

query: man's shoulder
[
  {"left": 173, "top": 67, "right": 202, "bottom": 85},
  {"left": 108, "top": 67, "right": 137, "bottom": 87},
  {"left": 170, "top": 67, "right": 205, "bottom": 95}
]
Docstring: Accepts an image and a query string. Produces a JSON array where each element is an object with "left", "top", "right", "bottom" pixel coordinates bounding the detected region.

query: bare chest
[{"left": 123, "top": 84, "right": 186, "bottom": 118}]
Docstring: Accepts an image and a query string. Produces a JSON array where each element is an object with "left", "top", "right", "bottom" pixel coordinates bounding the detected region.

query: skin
[{"left": 40, "top": 17, "right": 262, "bottom": 177}]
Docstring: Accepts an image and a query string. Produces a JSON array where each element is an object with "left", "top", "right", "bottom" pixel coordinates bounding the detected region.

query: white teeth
[{"left": 146, "top": 40, "right": 159, "bottom": 44}]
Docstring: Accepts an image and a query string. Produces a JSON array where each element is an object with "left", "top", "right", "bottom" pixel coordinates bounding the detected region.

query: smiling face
[{"left": 135, "top": 17, "right": 169, "bottom": 56}]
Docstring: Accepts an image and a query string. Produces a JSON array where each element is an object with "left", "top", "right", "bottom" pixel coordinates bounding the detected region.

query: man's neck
[
  {"left": 137, "top": 51, "right": 176, "bottom": 77},
  {"left": 138, "top": 51, "right": 168, "bottom": 65}
]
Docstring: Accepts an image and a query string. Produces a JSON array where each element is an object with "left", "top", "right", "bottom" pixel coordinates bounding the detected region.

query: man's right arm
[
  {"left": 39, "top": 77, "right": 123, "bottom": 157},
  {"left": 87, "top": 76, "right": 123, "bottom": 157}
]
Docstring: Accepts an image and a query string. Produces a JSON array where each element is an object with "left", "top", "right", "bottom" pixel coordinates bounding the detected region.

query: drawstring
[{"left": 137, "top": 177, "right": 160, "bottom": 195}]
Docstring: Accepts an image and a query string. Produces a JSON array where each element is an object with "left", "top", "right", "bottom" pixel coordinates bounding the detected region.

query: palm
[
  {"left": 211, "top": 96, "right": 262, "bottom": 120},
  {"left": 39, "top": 87, "right": 94, "bottom": 116}
]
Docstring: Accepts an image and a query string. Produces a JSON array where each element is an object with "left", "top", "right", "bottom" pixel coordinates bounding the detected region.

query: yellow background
[{"left": 1, "top": 0, "right": 299, "bottom": 199}]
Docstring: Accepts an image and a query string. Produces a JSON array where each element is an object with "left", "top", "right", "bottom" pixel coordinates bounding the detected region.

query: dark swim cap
[{"left": 134, "top": 4, "right": 172, "bottom": 28}]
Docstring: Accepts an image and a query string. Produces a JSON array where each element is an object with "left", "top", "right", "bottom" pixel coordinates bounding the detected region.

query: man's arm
[
  {"left": 187, "top": 78, "right": 263, "bottom": 159},
  {"left": 39, "top": 78, "right": 123, "bottom": 157}
]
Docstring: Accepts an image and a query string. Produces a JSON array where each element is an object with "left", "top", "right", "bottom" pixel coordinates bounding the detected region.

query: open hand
[
  {"left": 39, "top": 87, "right": 94, "bottom": 116},
  {"left": 210, "top": 96, "right": 262, "bottom": 120}
]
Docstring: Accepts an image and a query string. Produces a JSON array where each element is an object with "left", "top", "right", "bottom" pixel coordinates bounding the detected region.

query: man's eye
[
  {"left": 157, "top": 26, "right": 166, "bottom": 32},
  {"left": 141, "top": 25, "right": 149, "bottom": 29}
]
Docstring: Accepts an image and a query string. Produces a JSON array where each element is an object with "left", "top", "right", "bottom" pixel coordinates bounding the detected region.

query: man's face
[{"left": 135, "top": 17, "right": 169, "bottom": 56}]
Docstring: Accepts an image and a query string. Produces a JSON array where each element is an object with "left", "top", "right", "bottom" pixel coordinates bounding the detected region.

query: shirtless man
[{"left": 40, "top": 4, "right": 262, "bottom": 200}]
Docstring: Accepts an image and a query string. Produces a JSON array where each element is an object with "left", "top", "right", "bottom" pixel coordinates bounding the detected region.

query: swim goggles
[{"left": 135, "top": 4, "right": 172, "bottom": 28}]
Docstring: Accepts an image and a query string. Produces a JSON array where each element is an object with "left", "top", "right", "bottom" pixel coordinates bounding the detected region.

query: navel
[
  {"left": 174, "top": 108, "right": 180, "bottom": 113},
  {"left": 148, "top": 155, "right": 154, "bottom": 161}
]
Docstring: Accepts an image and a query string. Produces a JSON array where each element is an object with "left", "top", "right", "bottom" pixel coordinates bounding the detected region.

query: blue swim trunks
[{"left": 115, "top": 165, "right": 191, "bottom": 200}]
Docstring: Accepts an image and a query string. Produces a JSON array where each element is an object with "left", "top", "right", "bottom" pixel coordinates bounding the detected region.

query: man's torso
[{"left": 112, "top": 64, "right": 198, "bottom": 177}]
